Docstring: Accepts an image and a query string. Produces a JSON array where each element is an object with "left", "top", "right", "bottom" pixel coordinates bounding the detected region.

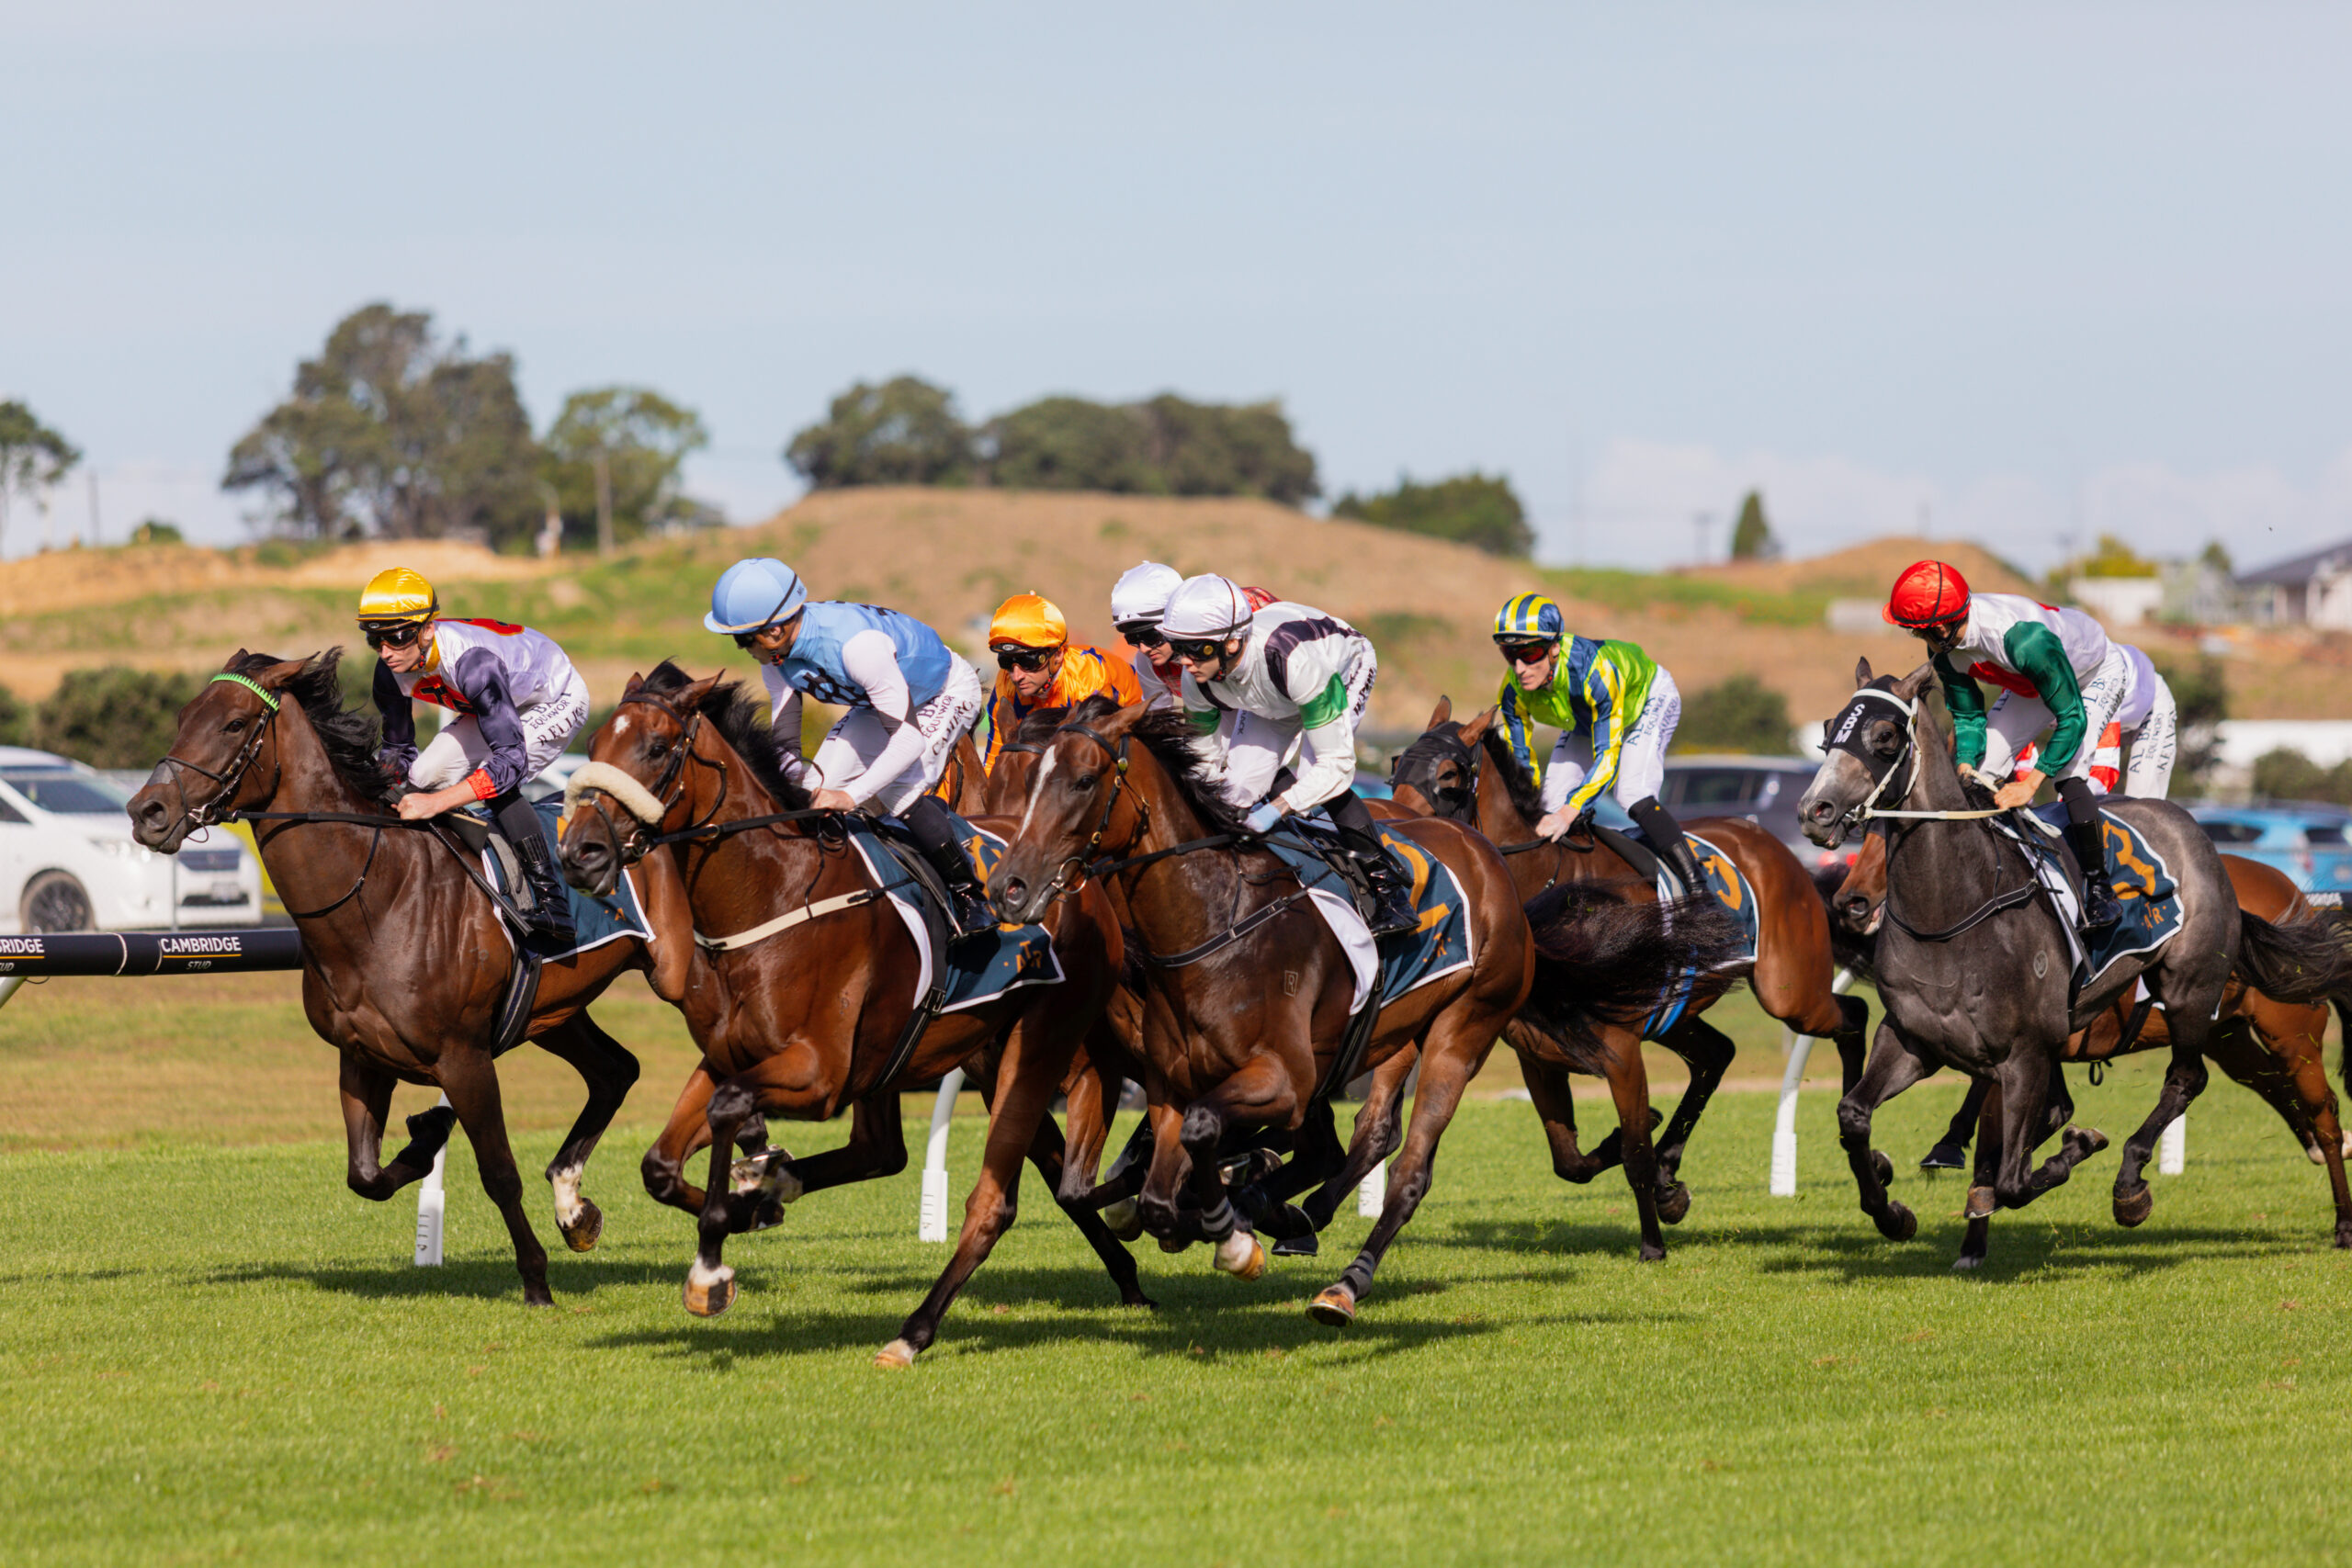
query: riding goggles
[
  {"left": 360, "top": 622, "right": 426, "bottom": 650},
  {"left": 1167, "top": 637, "right": 1228, "bottom": 665},
  {"left": 1495, "top": 638, "right": 1555, "bottom": 666},
  {"left": 1115, "top": 621, "right": 1166, "bottom": 649},
  {"left": 730, "top": 628, "right": 778, "bottom": 650},
  {"left": 992, "top": 646, "right": 1057, "bottom": 672}
]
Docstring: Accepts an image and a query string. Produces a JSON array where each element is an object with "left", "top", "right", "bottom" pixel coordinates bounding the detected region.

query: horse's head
[
  {"left": 982, "top": 705, "right": 1069, "bottom": 817},
  {"left": 1828, "top": 828, "right": 1888, "bottom": 936},
  {"left": 128, "top": 650, "right": 312, "bottom": 853},
  {"left": 1799, "top": 658, "right": 1936, "bottom": 847},
  {"left": 1387, "top": 697, "right": 1486, "bottom": 824},
  {"left": 560, "top": 669, "right": 722, "bottom": 897},
  {"left": 988, "top": 695, "right": 1156, "bottom": 927}
]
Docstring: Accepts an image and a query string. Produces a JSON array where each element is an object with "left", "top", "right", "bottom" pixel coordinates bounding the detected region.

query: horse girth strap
[
  {"left": 1134, "top": 886, "right": 1315, "bottom": 968},
  {"left": 695, "top": 886, "right": 887, "bottom": 953}
]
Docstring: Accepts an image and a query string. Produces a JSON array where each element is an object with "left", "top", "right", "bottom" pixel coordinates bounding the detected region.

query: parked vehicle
[
  {"left": 0, "top": 748, "right": 264, "bottom": 932},
  {"left": 1657, "top": 755, "right": 1849, "bottom": 871},
  {"left": 2186, "top": 803, "right": 2352, "bottom": 893}
]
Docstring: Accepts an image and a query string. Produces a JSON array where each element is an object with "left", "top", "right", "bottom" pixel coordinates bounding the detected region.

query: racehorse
[
  {"left": 1831, "top": 832, "right": 2352, "bottom": 1245},
  {"left": 1798, "top": 660, "right": 2350, "bottom": 1264},
  {"left": 127, "top": 649, "right": 688, "bottom": 1304},
  {"left": 1386, "top": 699, "right": 1866, "bottom": 1258},
  {"left": 556, "top": 662, "right": 1148, "bottom": 1365},
  {"left": 985, "top": 695, "right": 1731, "bottom": 1324}
]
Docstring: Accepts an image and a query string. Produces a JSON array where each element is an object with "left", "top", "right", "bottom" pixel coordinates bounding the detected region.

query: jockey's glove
[{"left": 1245, "top": 802, "right": 1283, "bottom": 835}]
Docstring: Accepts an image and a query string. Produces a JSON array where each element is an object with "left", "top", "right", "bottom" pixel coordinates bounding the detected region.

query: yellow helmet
[
  {"left": 988, "top": 592, "right": 1068, "bottom": 650},
  {"left": 358, "top": 567, "right": 438, "bottom": 626}
]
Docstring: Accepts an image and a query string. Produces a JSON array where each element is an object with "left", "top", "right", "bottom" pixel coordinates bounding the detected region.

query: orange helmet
[{"left": 988, "top": 592, "right": 1068, "bottom": 651}]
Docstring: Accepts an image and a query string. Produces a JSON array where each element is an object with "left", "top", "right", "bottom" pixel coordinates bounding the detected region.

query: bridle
[
  {"left": 1039, "top": 720, "right": 1148, "bottom": 896},
  {"left": 1389, "top": 725, "right": 1477, "bottom": 824},
  {"left": 571, "top": 687, "right": 728, "bottom": 866},
  {"left": 153, "top": 672, "right": 285, "bottom": 839}
]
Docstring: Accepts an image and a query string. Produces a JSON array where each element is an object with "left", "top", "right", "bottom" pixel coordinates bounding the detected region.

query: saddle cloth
[
  {"left": 1259, "top": 820, "right": 1476, "bottom": 1014},
  {"left": 1603, "top": 828, "right": 1758, "bottom": 1038},
  {"left": 845, "top": 810, "right": 1066, "bottom": 1014},
  {"left": 1998, "top": 807, "right": 2183, "bottom": 983},
  {"left": 477, "top": 796, "right": 653, "bottom": 961}
]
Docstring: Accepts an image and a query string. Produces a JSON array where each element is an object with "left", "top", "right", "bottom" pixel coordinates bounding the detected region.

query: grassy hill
[{"left": 0, "top": 490, "right": 2332, "bottom": 740}]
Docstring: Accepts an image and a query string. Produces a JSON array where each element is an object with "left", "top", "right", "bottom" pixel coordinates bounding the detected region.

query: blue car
[{"left": 2187, "top": 804, "right": 2352, "bottom": 893}]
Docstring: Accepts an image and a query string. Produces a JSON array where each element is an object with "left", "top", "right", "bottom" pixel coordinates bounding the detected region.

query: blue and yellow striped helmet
[{"left": 1492, "top": 593, "right": 1566, "bottom": 643}]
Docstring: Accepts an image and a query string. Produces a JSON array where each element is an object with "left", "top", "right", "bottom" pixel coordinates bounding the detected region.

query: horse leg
[
  {"left": 1994, "top": 1048, "right": 2107, "bottom": 1211},
  {"left": 1924, "top": 1075, "right": 1990, "bottom": 1171},
  {"left": 1954, "top": 1078, "right": 1999, "bottom": 1269},
  {"left": 435, "top": 1045, "right": 553, "bottom": 1306},
  {"left": 339, "top": 1055, "right": 441, "bottom": 1200},
  {"left": 1136, "top": 1100, "right": 1193, "bottom": 1246},
  {"left": 1178, "top": 1053, "right": 1302, "bottom": 1282},
  {"left": 1298, "top": 1054, "right": 1415, "bottom": 1231},
  {"left": 1515, "top": 1040, "right": 1645, "bottom": 1182},
  {"left": 1651, "top": 1015, "right": 1736, "bottom": 1202},
  {"left": 1838, "top": 1021, "right": 1938, "bottom": 1243},
  {"left": 1760, "top": 956, "right": 1871, "bottom": 1095},
  {"left": 527, "top": 1012, "right": 641, "bottom": 1253},
  {"left": 1055, "top": 1040, "right": 1118, "bottom": 1207},
  {"left": 1022, "top": 1105, "right": 1155, "bottom": 1308},
  {"left": 641, "top": 1063, "right": 718, "bottom": 1215},
  {"left": 2111, "top": 1036, "right": 2210, "bottom": 1227},
  {"left": 1597, "top": 1027, "right": 1669, "bottom": 1260}
]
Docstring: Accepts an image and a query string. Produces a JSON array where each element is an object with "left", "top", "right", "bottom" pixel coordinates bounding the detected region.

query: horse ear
[
  {"left": 224, "top": 649, "right": 251, "bottom": 669},
  {"left": 1095, "top": 699, "right": 1152, "bottom": 738},
  {"left": 678, "top": 672, "right": 724, "bottom": 709},
  {"left": 1893, "top": 662, "right": 1936, "bottom": 702},
  {"left": 623, "top": 672, "right": 645, "bottom": 697},
  {"left": 1458, "top": 706, "right": 1498, "bottom": 742},
  {"left": 1854, "top": 657, "right": 1873, "bottom": 686},
  {"left": 252, "top": 656, "right": 311, "bottom": 692},
  {"left": 1429, "top": 695, "right": 1452, "bottom": 728}
]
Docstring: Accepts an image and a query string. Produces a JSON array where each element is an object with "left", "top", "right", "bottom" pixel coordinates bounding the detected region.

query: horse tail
[
  {"left": 1517, "top": 882, "right": 1750, "bottom": 1052},
  {"left": 2233, "top": 905, "right": 2352, "bottom": 1007}
]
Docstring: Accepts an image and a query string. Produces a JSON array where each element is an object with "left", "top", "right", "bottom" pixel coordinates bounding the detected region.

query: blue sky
[{"left": 7, "top": 3, "right": 2350, "bottom": 571}]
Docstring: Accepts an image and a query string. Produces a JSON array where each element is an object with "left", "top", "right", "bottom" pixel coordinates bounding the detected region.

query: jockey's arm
[
  {"left": 1271, "top": 672, "right": 1358, "bottom": 816},
  {"left": 1557, "top": 655, "right": 1626, "bottom": 818},
  {"left": 1933, "top": 652, "right": 1989, "bottom": 770},
  {"left": 759, "top": 667, "right": 820, "bottom": 791},
  {"left": 395, "top": 653, "right": 526, "bottom": 819},
  {"left": 1495, "top": 679, "right": 1544, "bottom": 784},
  {"left": 833, "top": 629, "right": 926, "bottom": 807},
  {"left": 373, "top": 660, "right": 417, "bottom": 779},
  {"left": 2001, "top": 621, "right": 2089, "bottom": 773}
]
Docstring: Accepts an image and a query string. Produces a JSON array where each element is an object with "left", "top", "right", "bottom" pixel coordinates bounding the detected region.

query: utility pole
[
  {"left": 594, "top": 449, "right": 615, "bottom": 558},
  {"left": 1691, "top": 510, "right": 1714, "bottom": 567},
  {"left": 86, "top": 469, "right": 100, "bottom": 547}
]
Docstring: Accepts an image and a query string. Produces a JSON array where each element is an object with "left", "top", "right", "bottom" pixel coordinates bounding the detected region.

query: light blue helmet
[{"left": 705, "top": 558, "right": 808, "bottom": 635}]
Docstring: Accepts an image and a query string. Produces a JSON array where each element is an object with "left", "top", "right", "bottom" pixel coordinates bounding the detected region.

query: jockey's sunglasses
[
  {"left": 1167, "top": 637, "right": 1227, "bottom": 665},
  {"left": 361, "top": 623, "right": 424, "bottom": 650},
  {"left": 1496, "top": 638, "right": 1555, "bottom": 666},
  {"left": 993, "top": 646, "right": 1056, "bottom": 672},
  {"left": 1115, "top": 621, "right": 1166, "bottom": 649}
]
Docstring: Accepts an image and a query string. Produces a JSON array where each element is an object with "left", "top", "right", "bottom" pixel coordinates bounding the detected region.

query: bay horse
[
  {"left": 986, "top": 697, "right": 1731, "bottom": 1325},
  {"left": 127, "top": 649, "right": 688, "bottom": 1304},
  {"left": 1797, "top": 660, "right": 2350, "bottom": 1265},
  {"left": 1831, "top": 833, "right": 2352, "bottom": 1246},
  {"left": 1386, "top": 698, "right": 1866, "bottom": 1258},
  {"left": 556, "top": 662, "right": 1147, "bottom": 1366}
]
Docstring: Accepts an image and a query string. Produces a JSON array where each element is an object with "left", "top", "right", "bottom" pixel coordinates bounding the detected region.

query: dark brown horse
[
  {"left": 556, "top": 662, "right": 1146, "bottom": 1365},
  {"left": 127, "top": 650, "right": 688, "bottom": 1304},
  {"left": 1386, "top": 700, "right": 1866, "bottom": 1258},
  {"left": 1833, "top": 832, "right": 2352, "bottom": 1246},
  {"left": 989, "top": 697, "right": 1719, "bottom": 1325}
]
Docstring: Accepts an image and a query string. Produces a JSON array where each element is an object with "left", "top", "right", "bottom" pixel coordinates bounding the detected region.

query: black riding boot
[
  {"left": 1630, "top": 796, "right": 1709, "bottom": 898},
  {"left": 906, "top": 794, "right": 995, "bottom": 939},
  {"left": 492, "top": 790, "right": 576, "bottom": 953},
  {"left": 1329, "top": 789, "right": 1419, "bottom": 938},
  {"left": 2058, "top": 777, "right": 2121, "bottom": 932}
]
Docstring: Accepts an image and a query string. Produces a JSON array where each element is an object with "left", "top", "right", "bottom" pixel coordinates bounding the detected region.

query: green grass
[{"left": 2, "top": 1050, "right": 2347, "bottom": 1566}]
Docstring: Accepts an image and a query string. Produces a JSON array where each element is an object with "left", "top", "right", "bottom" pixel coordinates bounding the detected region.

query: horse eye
[
  {"left": 1071, "top": 774, "right": 1098, "bottom": 791},
  {"left": 224, "top": 718, "right": 246, "bottom": 734}
]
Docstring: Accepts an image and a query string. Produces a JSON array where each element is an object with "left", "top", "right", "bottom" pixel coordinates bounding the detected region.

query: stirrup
[{"left": 945, "top": 884, "right": 997, "bottom": 940}]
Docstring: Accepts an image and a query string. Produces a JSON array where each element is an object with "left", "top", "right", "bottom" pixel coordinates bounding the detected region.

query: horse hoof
[
  {"left": 1879, "top": 1203, "right": 1917, "bottom": 1243},
  {"left": 2113, "top": 1184, "right": 2153, "bottom": 1228},
  {"left": 1869, "top": 1150, "right": 1894, "bottom": 1187},
  {"left": 1657, "top": 1183, "right": 1692, "bottom": 1226},
  {"left": 2306, "top": 1143, "right": 2326, "bottom": 1167},
  {"left": 1951, "top": 1253, "right": 1984, "bottom": 1272},
  {"left": 1157, "top": 1235, "right": 1192, "bottom": 1255},
  {"left": 1212, "top": 1231, "right": 1267, "bottom": 1281},
  {"left": 2335, "top": 1222, "right": 2352, "bottom": 1251},
  {"left": 2074, "top": 1126, "right": 2109, "bottom": 1157},
  {"left": 559, "top": 1200, "right": 605, "bottom": 1253},
  {"left": 1306, "top": 1285, "right": 1357, "bottom": 1326},
  {"left": 682, "top": 1263, "right": 737, "bottom": 1318},
  {"left": 1965, "top": 1186, "right": 1996, "bottom": 1221},
  {"left": 873, "top": 1338, "right": 917, "bottom": 1370},
  {"left": 523, "top": 1284, "right": 555, "bottom": 1307},
  {"left": 1637, "top": 1241, "right": 1667, "bottom": 1262},
  {"left": 1919, "top": 1143, "right": 1968, "bottom": 1172},
  {"left": 1102, "top": 1197, "right": 1144, "bottom": 1242}
]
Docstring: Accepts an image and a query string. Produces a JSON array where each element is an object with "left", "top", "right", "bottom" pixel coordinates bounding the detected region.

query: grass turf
[{"left": 1, "top": 1041, "right": 2347, "bottom": 1566}]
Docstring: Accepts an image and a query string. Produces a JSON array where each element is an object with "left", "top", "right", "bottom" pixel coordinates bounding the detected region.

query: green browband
[{"left": 208, "top": 672, "right": 282, "bottom": 712}]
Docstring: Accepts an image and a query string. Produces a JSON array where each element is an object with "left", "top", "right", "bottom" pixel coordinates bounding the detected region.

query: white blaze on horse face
[
  {"left": 1018, "top": 746, "right": 1058, "bottom": 839},
  {"left": 611, "top": 713, "right": 631, "bottom": 740}
]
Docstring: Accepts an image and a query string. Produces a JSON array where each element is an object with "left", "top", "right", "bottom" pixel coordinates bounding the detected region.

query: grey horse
[{"left": 1797, "top": 660, "right": 2350, "bottom": 1267}]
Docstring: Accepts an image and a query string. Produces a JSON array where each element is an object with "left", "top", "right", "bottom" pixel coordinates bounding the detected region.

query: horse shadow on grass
[{"left": 198, "top": 1255, "right": 683, "bottom": 1303}]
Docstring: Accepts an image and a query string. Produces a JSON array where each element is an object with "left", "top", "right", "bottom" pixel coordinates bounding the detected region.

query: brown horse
[
  {"left": 127, "top": 650, "right": 689, "bottom": 1304},
  {"left": 1832, "top": 831, "right": 2352, "bottom": 1247},
  {"left": 987, "top": 696, "right": 1726, "bottom": 1325},
  {"left": 1385, "top": 700, "right": 1866, "bottom": 1258},
  {"left": 556, "top": 662, "right": 1147, "bottom": 1365}
]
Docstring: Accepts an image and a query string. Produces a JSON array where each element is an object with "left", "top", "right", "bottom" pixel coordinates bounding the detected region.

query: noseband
[
  {"left": 572, "top": 690, "right": 723, "bottom": 866},
  {"left": 1389, "top": 726, "right": 1477, "bottom": 823},
  {"left": 154, "top": 672, "right": 286, "bottom": 838},
  {"left": 1040, "top": 720, "right": 1142, "bottom": 895}
]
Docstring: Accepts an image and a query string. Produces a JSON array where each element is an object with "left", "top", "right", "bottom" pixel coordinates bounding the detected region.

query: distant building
[
  {"left": 2241, "top": 537, "right": 2352, "bottom": 627},
  {"left": 2067, "top": 575, "right": 2164, "bottom": 627}
]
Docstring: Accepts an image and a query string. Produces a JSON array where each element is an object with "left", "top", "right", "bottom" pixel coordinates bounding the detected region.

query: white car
[{"left": 0, "top": 747, "right": 265, "bottom": 933}]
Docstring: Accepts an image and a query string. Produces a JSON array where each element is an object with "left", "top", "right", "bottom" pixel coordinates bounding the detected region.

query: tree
[
  {"left": 1131, "top": 395, "right": 1318, "bottom": 504},
  {"left": 539, "top": 387, "right": 711, "bottom": 551},
  {"left": 2251, "top": 748, "right": 2352, "bottom": 808},
  {"left": 1674, "top": 674, "right": 1794, "bottom": 754},
  {"left": 33, "top": 667, "right": 201, "bottom": 769},
  {"left": 0, "top": 400, "right": 81, "bottom": 556},
  {"left": 2151, "top": 653, "right": 2227, "bottom": 791},
  {"left": 985, "top": 397, "right": 1157, "bottom": 492},
  {"left": 1729, "top": 490, "right": 1779, "bottom": 560},
  {"left": 785, "top": 377, "right": 974, "bottom": 488},
  {"left": 222, "top": 303, "right": 541, "bottom": 548},
  {"left": 128, "top": 519, "right": 183, "bottom": 545},
  {"left": 2074, "top": 533, "right": 2162, "bottom": 579},
  {"left": 1330, "top": 472, "right": 1532, "bottom": 558}
]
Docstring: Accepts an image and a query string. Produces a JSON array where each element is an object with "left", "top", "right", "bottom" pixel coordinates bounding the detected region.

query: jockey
[
  {"left": 980, "top": 592, "right": 1144, "bottom": 770},
  {"left": 1883, "top": 558, "right": 2146, "bottom": 931},
  {"left": 1159, "top": 573, "right": 1418, "bottom": 936},
  {"left": 1109, "top": 560, "right": 1279, "bottom": 708},
  {"left": 360, "top": 567, "right": 588, "bottom": 951},
  {"left": 1490, "top": 593, "right": 1708, "bottom": 898},
  {"left": 706, "top": 558, "right": 993, "bottom": 936}
]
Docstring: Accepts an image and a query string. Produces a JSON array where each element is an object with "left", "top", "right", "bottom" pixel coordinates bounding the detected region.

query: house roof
[{"left": 2241, "top": 536, "right": 2352, "bottom": 588}]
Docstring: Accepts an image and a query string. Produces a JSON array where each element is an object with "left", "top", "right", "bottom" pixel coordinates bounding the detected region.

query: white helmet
[
  {"left": 1110, "top": 560, "right": 1184, "bottom": 629},
  {"left": 1159, "top": 574, "right": 1256, "bottom": 642}
]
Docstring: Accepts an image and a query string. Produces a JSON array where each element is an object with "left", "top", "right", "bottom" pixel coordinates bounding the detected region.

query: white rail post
[
  {"left": 919, "top": 1068, "right": 965, "bottom": 1242},
  {"left": 1357, "top": 1163, "right": 1385, "bottom": 1218},
  {"left": 1770, "top": 967, "right": 1854, "bottom": 1196},
  {"left": 2158, "top": 1113, "right": 2186, "bottom": 1176},
  {"left": 413, "top": 1093, "right": 449, "bottom": 1267}
]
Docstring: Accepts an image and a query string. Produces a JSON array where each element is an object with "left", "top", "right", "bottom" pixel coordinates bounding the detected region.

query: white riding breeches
[
  {"left": 409, "top": 667, "right": 591, "bottom": 795},
  {"left": 1542, "top": 668, "right": 1681, "bottom": 813},
  {"left": 1990, "top": 645, "right": 2177, "bottom": 797},
  {"left": 812, "top": 656, "right": 985, "bottom": 815}
]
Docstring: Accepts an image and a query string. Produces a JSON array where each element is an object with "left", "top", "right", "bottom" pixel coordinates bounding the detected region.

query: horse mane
[
  {"left": 228, "top": 649, "right": 388, "bottom": 805},
  {"left": 1066, "top": 693, "right": 1250, "bottom": 835},
  {"left": 1476, "top": 724, "right": 1547, "bottom": 825},
  {"left": 639, "top": 660, "right": 812, "bottom": 810},
  {"left": 1012, "top": 705, "right": 1070, "bottom": 745}
]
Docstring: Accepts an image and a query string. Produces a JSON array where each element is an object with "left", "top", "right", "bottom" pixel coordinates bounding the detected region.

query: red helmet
[{"left": 1883, "top": 559, "right": 1972, "bottom": 628}]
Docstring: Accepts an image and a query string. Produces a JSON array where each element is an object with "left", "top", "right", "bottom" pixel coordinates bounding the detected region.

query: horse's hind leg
[
  {"left": 642, "top": 1063, "right": 718, "bottom": 1215},
  {"left": 1652, "top": 1015, "right": 1736, "bottom": 1201},
  {"left": 2111, "top": 1036, "right": 2209, "bottom": 1227},
  {"left": 1023, "top": 1105, "right": 1154, "bottom": 1307},
  {"left": 1175, "top": 1053, "right": 1302, "bottom": 1281},
  {"left": 1994, "top": 1049, "right": 2107, "bottom": 1212},
  {"left": 435, "top": 1046, "right": 553, "bottom": 1306},
  {"left": 1599, "top": 1027, "right": 1669, "bottom": 1260},
  {"left": 1298, "top": 1054, "right": 1414, "bottom": 1231},
  {"left": 1838, "top": 1022, "right": 1938, "bottom": 1243},
  {"left": 1954, "top": 1079, "right": 1999, "bottom": 1269},
  {"left": 528, "top": 1012, "right": 641, "bottom": 1252},
  {"left": 340, "top": 1055, "right": 442, "bottom": 1200}
]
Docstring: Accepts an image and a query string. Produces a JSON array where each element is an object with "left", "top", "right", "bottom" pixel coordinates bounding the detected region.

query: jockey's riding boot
[
  {"left": 1630, "top": 796, "right": 1709, "bottom": 899},
  {"left": 906, "top": 794, "right": 995, "bottom": 939},
  {"left": 492, "top": 790, "right": 576, "bottom": 953},
  {"left": 2058, "top": 778, "right": 2122, "bottom": 933},
  {"left": 1329, "top": 789, "right": 1419, "bottom": 938}
]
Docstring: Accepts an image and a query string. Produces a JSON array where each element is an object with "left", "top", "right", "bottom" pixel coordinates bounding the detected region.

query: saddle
[
  {"left": 1593, "top": 822, "right": 1669, "bottom": 891},
  {"left": 1279, "top": 813, "right": 1397, "bottom": 936},
  {"left": 424, "top": 805, "right": 545, "bottom": 1060}
]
